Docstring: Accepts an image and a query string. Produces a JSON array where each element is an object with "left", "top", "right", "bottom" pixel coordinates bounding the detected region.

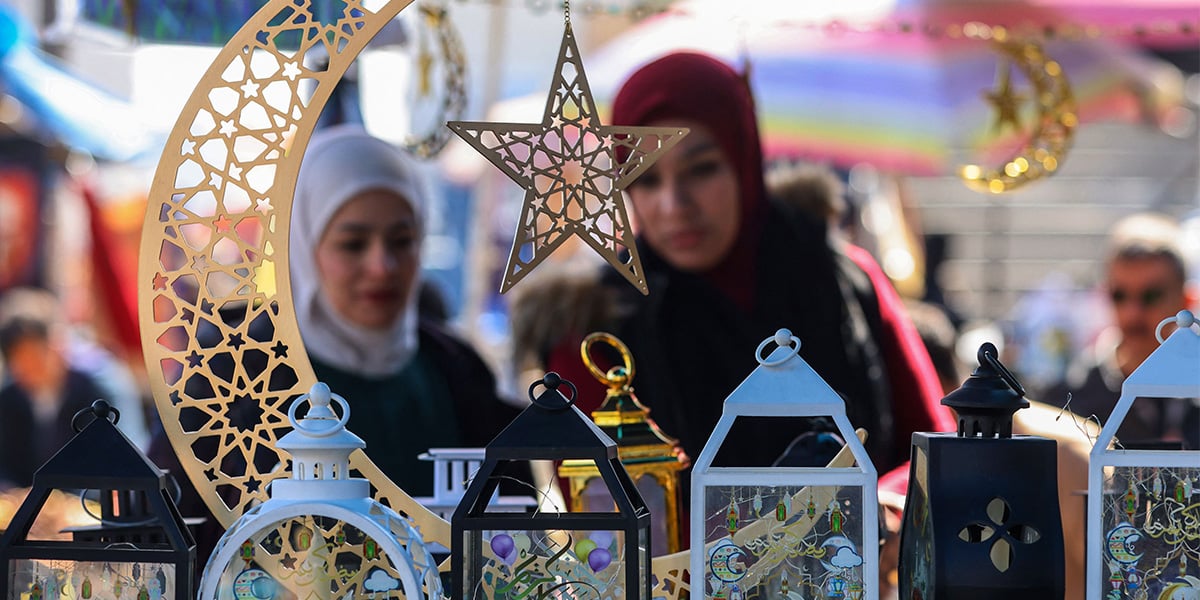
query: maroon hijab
[{"left": 611, "top": 52, "right": 766, "bottom": 309}]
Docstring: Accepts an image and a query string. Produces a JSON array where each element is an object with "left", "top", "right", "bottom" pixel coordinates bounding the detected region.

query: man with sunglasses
[{"left": 1044, "top": 213, "right": 1198, "bottom": 449}]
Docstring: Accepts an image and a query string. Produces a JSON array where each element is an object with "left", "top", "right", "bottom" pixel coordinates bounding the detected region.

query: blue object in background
[{"left": 0, "top": 6, "right": 158, "bottom": 161}]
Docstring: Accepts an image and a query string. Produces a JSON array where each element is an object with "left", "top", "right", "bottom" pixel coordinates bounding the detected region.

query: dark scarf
[{"left": 602, "top": 204, "right": 897, "bottom": 471}]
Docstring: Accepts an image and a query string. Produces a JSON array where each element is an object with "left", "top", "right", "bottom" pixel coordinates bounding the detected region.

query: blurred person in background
[
  {"left": 148, "top": 125, "right": 526, "bottom": 577},
  {"left": 0, "top": 285, "right": 148, "bottom": 463},
  {"left": 510, "top": 54, "right": 954, "bottom": 553},
  {"left": 1041, "top": 212, "right": 1198, "bottom": 449},
  {"left": 0, "top": 313, "right": 104, "bottom": 489}
]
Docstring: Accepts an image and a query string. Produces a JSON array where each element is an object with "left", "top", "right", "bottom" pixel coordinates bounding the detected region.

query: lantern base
[{"left": 899, "top": 432, "right": 1064, "bottom": 600}]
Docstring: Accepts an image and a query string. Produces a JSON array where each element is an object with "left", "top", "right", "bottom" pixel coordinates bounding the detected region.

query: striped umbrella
[{"left": 585, "top": 0, "right": 1185, "bottom": 175}]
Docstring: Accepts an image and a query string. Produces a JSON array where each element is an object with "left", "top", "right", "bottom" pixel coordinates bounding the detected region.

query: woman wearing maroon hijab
[{"left": 524, "top": 52, "right": 952, "bottom": 479}]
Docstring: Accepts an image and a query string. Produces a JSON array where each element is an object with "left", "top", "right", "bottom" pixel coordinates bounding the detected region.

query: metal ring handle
[
  {"left": 529, "top": 372, "right": 577, "bottom": 410},
  {"left": 978, "top": 342, "right": 1026, "bottom": 397},
  {"left": 756, "top": 328, "right": 802, "bottom": 367},
  {"left": 72, "top": 400, "right": 120, "bottom": 433},
  {"left": 580, "top": 331, "right": 635, "bottom": 387},
  {"left": 287, "top": 389, "right": 351, "bottom": 437},
  {"left": 1155, "top": 310, "right": 1198, "bottom": 344}
]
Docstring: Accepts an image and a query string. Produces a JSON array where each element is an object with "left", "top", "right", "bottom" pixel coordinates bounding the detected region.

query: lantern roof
[
  {"left": 1092, "top": 311, "right": 1200, "bottom": 458},
  {"left": 941, "top": 342, "right": 1028, "bottom": 438},
  {"left": 722, "top": 329, "right": 849, "bottom": 417},
  {"left": 34, "top": 400, "right": 166, "bottom": 491},
  {"left": 694, "top": 329, "right": 876, "bottom": 476},
  {"left": 582, "top": 332, "right": 680, "bottom": 454},
  {"left": 276, "top": 382, "right": 365, "bottom": 454},
  {"left": 1122, "top": 310, "right": 1200, "bottom": 396},
  {"left": 486, "top": 373, "right": 618, "bottom": 461}
]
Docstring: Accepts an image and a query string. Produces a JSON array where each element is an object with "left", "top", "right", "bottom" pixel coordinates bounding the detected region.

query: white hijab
[{"left": 290, "top": 125, "right": 428, "bottom": 377}]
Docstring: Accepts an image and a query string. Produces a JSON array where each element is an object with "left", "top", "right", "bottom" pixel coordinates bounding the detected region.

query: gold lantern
[{"left": 558, "top": 332, "right": 686, "bottom": 555}]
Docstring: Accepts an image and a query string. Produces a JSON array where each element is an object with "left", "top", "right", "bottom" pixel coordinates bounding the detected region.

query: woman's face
[
  {"left": 625, "top": 120, "right": 741, "bottom": 272},
  {"left": 315, "top": 188, "right": 420, "bottom": 329}
]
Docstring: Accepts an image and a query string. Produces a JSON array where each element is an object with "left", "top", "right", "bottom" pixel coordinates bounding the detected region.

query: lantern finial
[
  {"left": 942, "top": 342, "right": 1029, "bottom": 438},
  {"left": 1155, "top": 309, "right": 1198, "bottom": 343}
]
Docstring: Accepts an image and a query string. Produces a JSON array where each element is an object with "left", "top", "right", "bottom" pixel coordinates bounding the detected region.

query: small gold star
[{"left": 984, "top": 59, "right": 1026, "bottom": 133}]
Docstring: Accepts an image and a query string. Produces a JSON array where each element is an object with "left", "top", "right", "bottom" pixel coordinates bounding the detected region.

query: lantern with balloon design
[{"left": 452, "top": 373, "right": 651, "bottom": 600}]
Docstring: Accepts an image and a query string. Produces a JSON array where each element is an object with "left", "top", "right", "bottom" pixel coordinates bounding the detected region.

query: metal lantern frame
[
  {"left": 0, "top": 401, "right": 195, "bottom": 600},
  {"left": 1086, "top": 310, "right": 1200, "bottom": 600},
  {"left": 197, "top": 384, "right": 442, "bottom": 600},
  {"left": 690, "top": 329, "right": 879, "bottom": 600},
  {"left": 452, "top": 372, "right": 652, "bottom": 600}
]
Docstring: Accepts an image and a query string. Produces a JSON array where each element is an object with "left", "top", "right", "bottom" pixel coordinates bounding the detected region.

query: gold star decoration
[
  {"left": 448, "top": 22, "right": 688, "bottom": 295},
  {"left": 984, "top": 58, "right": 1027, "bottom": 133}
]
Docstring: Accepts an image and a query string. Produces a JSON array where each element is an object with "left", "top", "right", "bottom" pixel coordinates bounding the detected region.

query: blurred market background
[{"left": 0, "top": 0, "right": 1196, "bottom": 447}]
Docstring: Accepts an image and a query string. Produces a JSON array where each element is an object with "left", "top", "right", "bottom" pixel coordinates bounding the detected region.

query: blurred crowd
[{"left": 1, "top": 39, "right": 1198, "bottom": 600}]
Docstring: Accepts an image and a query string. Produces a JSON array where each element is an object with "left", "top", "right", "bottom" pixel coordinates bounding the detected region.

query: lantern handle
[
  {"left": 1155, "top": 310, "right": 1197, "bottom": 344},
  {"left": 288, "top": 383, "right": 352, "bottom": 437},
  {"left": 978, "top": 342, "right": 1025, "bottom": 397},
  {"left": 529, "top": 372, "right": 578, "bottom": 410},
  {"left": 580, "top": 331, "right": 635, "bottom": 388},
  {"left": 71, "top": 399, "right": 120, "bottom": 433},
  {"left": 756, "top": 328, "right": 802, "bottom": 367}
]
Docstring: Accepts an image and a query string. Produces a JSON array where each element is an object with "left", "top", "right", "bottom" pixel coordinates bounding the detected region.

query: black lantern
[
  {"left": 453, "top": 372, "right": 651, "bottom": 600},
  {"left": 899, "top": 343, "right": 1064, "bottom": 599},
  {"left": 0, "top": 400, "right": 195, "bottom": 600}
]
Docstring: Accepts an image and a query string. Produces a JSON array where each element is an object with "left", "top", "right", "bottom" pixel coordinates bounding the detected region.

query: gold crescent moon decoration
[
  {"left": 958, "top": 27, "right": 1077, "bottom": 194},
  {"left": 137, "top": 0, "right": 452, "bottom": 549},
  {"left": 136, "top": 2, "right": 859, "bottom": 596},
  {"left": 404, "top": 3, "right": 468, "bottom": 159}
]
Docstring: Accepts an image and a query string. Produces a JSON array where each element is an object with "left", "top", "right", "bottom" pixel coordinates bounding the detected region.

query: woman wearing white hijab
[
  {"left": 288, "top": 125, "right": 519, "bottom": 496},
  {"left": 149, "top": 126, "right": 521, "bottom": 580}
]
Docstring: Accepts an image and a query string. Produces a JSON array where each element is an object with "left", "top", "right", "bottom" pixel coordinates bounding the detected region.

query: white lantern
[
  {"left": 198, "top": 383, "right": 441, "bottom": 600},
  {"left": 1087, "top": 310, "right": 1200, "bottom": 599},
  {"left": 691, "top": 329, "right": 879, "bottom": 600}
]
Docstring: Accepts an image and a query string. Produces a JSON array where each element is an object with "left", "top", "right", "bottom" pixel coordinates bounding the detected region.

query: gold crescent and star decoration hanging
[
  {"left": 448, "top": 0, "right": 688, "bottom": 295},
  {"left": 959, "top": 28, "right": 1077, "bottom": 194},
  {"left": 404, "top": 2, "right": 468, "bottom": 159}
]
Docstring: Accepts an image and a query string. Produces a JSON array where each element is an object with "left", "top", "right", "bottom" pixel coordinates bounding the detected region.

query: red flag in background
[{"left": 81, "top": 182, "right": 142, "bottom": 360}]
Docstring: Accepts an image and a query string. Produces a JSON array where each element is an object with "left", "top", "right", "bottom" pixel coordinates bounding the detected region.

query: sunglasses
[{"left": 1109, "top": 286, "right": 1167, "bottom": 308}]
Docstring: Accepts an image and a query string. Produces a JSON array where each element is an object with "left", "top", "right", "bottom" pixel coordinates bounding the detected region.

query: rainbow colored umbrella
[{"left": 585, "top": 0, "right": 1180, "bottom": 175}]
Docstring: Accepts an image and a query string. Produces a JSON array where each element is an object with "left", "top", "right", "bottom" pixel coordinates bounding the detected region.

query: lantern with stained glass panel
[
  {"left": 558, "top": 332, "right": 686, "bottom": 555},
  {"left": 0, "top": 400, "right": 195, "bottom": 600},
  {"left": 197, "top": 383, "right": 441, "bottom": 600},
  {"left": 1087, "top": 310, "right": 1200, "bottom": 600},
  {"left": 453, "top": 372, "right": 651, "bottom": 600},
  {"left": 690, "top": 329, "right": 878, "bottom": 600}
]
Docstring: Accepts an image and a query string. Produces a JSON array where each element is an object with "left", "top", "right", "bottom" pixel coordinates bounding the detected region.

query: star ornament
[
  {"left": 448, "top": 23, "right": 688, "bottom": 295},
  {"left": 984, "top": 58, "right": 1027, "bottom": 134}
]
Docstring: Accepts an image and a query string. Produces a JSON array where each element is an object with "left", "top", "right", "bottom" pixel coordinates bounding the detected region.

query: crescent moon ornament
[
  {"left": 403, "top": 3, "right": 467, "bottom": 159},
  {"left": 709, "top": 540, "right": 748, "bottom": 583},
  {"left": 958, "top": 27, "right": 1077, "bottom": 194},
  {"left": 137, "top": 0, "right": 451, "bottom": 550},
  {"left": 1104, "top": 522, "right": 1144, "bottom": 565}
]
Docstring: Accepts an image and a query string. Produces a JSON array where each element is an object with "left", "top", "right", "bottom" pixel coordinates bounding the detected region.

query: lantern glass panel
[
  {"left": 465, "top": 529, "right": 630, "bottom": 599},
  {"left": 1097, "top": 464, "right": 1200, "bottom": 595},
  {"left": 638, "top": 528, "right": 649, "bottom": 598},
  {"left": 577, "top": 475, "right": 667, "bottom": 555},
  {"left": 211, "top": 516, "right": 417, "bottom": 600},
  {"left": 8, "top": 559, "right": 176, "bottom": 600},
  {"left": 700, "top": 484, "right": 867, "bottom": 599}
]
